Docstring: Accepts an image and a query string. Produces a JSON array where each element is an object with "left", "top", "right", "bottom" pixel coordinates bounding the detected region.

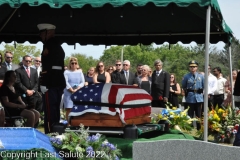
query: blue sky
[{"left": 1, "top": 0, "right": 239, "bottom": 59}]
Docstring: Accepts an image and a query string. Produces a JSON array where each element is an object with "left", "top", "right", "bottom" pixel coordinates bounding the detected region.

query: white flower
[
  {"left": 96, "top": 133, "right": 101, "bottom": 138},
  {"left": 75, "top": 144, "right": 84, "bottom": 152},
  {"left": 55, "top": 135, "right": 66, "bottom": 141},
  {"left": 102, "top": 140, "right": 109, "bottom": 145}
]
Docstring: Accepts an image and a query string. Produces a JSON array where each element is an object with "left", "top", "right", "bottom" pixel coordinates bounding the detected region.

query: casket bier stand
[{"left": 66, "top": 113, "right": 168, "bottom": 139}]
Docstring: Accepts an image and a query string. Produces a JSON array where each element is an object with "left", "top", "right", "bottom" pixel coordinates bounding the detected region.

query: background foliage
[{"left": 1, "top": 37, "right": 240, "bottom": 84}]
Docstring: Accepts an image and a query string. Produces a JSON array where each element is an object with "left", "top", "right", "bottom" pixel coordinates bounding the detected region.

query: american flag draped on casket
[{"left": 69, "top": 83, "right": 152, "bottom": 123}]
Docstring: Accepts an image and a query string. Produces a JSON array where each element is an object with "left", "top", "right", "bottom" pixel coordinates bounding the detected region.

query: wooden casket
[{"left": 69, "top": 83, "right": 152, "bottom": 127}]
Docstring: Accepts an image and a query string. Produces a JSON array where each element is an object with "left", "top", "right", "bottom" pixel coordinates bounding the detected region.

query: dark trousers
[
  {"left": 187, "top": 103, "right": 202, "bottom": 130},
  {"left": 202, "top": 94, "right": 214, "bottom": 112},
  {"left": 22, "top": 93, "right": 42, "bottom": 112},
  {"left": 152, "top": 100, "right": 166, "bottom": 108},
  {"left": 213, "top": 94, "right": 224, "bottom": 109},
  {"left": 43, "top": 87, "right": 63, "bottom": 134},
  {"left": 183, "top": 102, "right": 188, "bottom": 110},
  {"left": 235, "top": 101, "right": 240, "bottom": 108}
]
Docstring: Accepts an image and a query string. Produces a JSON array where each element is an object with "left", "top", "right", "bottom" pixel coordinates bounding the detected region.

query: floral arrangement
[
  {"left": 197, "top": 106, "right": 226, "bottom": 139},
  {"left": 197, "top": 105, "right": 240, "bottom": 143},
  {"left": 151, "top": 103, "right": 198, "bottom": 131},
  {"left": 49, "top": 124, "right": 121, "bottom": 160},
  {"left": 224, "top": 124, "right": 238, "bottom": 139},
  {"left": 221, "top": 107, "right": 240, "bottom": 140}
]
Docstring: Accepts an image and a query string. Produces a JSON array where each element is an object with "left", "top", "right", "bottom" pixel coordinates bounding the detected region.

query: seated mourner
[{"left": 0, "top": 71, "right": 40, "bottom": 127}]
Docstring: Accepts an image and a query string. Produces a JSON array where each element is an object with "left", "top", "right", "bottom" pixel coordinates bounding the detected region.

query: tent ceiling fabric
[{"left": 0, "top": 0, "right": 233, "bottom": 45}]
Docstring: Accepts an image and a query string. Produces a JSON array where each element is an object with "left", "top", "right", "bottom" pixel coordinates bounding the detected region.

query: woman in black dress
[
  {"left": 169, "top": 73, "right": 181, "bottom": 107},
  {"left": 136, "top": 65, "right": 152, "bottom": 94},
  {"left": 93, "top": 61, "right": 111, "bottom": 83},
  {"left": 0, "top": 71, "right": 40, "bottom": 127}
]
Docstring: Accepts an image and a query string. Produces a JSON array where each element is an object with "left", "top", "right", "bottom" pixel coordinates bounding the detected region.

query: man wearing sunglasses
[
  {"left": 15, "top": 55, "right": 42, "bottom": 113},
  {"left": 182, "top": 60, "right": 204, "bottom": 130},
  {"left": 31, "top": 57, "right": 42, "bottom": 77},
  {"left": 37, "top": 23, "right": 66, "bottom": 134},
  {"left": 111, "top": 59, "right": 122, "bottom": 83},
  {"left": 3, "top": 51, "right": 18, "bottom": 71}
]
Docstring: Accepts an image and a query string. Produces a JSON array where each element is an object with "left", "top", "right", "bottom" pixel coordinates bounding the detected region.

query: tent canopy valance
[{"left": 0, "top": 0, "right": 233, "bottom": 45}]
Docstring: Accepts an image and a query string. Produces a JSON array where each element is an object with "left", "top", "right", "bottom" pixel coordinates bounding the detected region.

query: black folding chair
[{"left": 4, "top": 108, "right": 25, "bottom": 127}]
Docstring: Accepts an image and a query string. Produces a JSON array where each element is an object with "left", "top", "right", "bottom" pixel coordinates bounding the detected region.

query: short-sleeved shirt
[
  {"left": 85, "top": 75, "right": 94, "bottom": 85},
  {"left": 182, "top": 72, "right": 204, "bottom": 103},
  {"left": 0, "top": 85, "right": 23, "bottom": 116}
]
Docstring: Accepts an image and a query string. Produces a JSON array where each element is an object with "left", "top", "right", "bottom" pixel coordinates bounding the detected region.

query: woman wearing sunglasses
[
  {"left": 63, "top": 57, "right": 85, "bottom": 120},
  {"left": 93, "top": 61, "right": 111, "bottom": 83},
  {"left": 169, "top": 73, "right": 181, "bottom": 108},
  {"left": 106, "top": 65, "right": 114, "bottom": 74}
]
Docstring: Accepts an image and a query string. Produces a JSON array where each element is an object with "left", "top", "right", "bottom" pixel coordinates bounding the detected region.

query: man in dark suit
[
  {"left": 151, "top": 59, "right": 170, "bottom": 108},
  {"left": 2, "top": 51, "right": 19, "bottom": 71},
  {"left": 38, "top": 23, "right": 66, "bottom": 134},
  {"left": 111, "top": 59, "right": 122, "bottom": 83},
  {"left": 118, "top": 60, "right": 138, "bottom": 86},
  {"left": 15, "top": 55, "right": 42, "bottom": 112}
]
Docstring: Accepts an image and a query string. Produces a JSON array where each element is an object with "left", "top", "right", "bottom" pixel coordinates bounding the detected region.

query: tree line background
[{"left": 1, "top": 37, "right": 240, "bottom": 85}]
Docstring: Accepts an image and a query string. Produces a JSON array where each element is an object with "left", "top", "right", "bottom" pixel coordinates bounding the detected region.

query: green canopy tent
[
  {"left": 0, "top": 0, "right": 232, "bottom": 45},
  {"left": 0, "top": 0, "right": 233, "bottom": 141}
]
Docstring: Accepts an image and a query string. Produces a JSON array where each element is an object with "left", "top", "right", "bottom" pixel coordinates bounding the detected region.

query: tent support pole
[
  {"left": 203, "top": 5, "right": 211, "bottom": 142},
  {"left": 229, "top": 46, "right": 234, "bottom": 108},
  {"left": 0, "top": 9, "right": 18, "bottom": 33}
]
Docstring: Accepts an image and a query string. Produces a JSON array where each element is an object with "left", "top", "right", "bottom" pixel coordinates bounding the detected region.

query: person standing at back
[
  {"left": 207, "top": 65, "right": 218, "bottom": 109},
  {"left": 15, "top": 55, "right": 42, "bottom": 113},
  {"left": 212, "top": 67, "right": 226, "bottom": 109},
  {"left": 151, "top": 59, "right": 170, "bottom": 108},
  {"left": 2, "top": 51, "right": 18, "bottom": 71},
  {"left": 182, "top": 60, "right": 204, "bottom": 130},
  {"left": 31, "top": 57, "right": 42, "bottom": 77},
  {"left": 37, "top": 23, "right": 66, "bottom": 134},
  {"left": 118, "top": 60, "right": 138, "bottom": 86},
  {"left": 0, "top": 53, "right": 7, "bottom": 86},
  {"left": 169, "top": 73, "right": 181, "bottom": 107},
  {"left": 93, "top": 61, "right": 111, "bottom": 83},
  {"left": 111, "top": 60, "right": 122, "bottom": 83}
]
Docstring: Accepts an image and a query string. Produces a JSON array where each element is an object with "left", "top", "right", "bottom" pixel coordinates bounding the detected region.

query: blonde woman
[
  {"left": 136, "top": 65, "right": 152, "bottom": 94},
  {"left": 93, "top": 61, "right": 111, "bottom": 83},
  {"left": 85, "top": 67, "right": 95, "bottom": 86},
  {"left": 63, "top": 57, "right": 85, "bottom": 120}
]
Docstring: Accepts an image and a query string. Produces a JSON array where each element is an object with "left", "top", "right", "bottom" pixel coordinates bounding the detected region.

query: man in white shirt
[
  {"left": 208, "top": 65, "right": 218, "bottom": 108},
  {"left": 213, "top": 67, "right": 227, "bottom": 108},
  {"left": 31, "top": 57, "right": 42, "bottom": 77}
]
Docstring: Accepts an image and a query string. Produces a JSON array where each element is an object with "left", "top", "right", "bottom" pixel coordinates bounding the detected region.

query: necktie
[
  {"left": 156, "top": 71, "right": 159, "bottom": 76},
  {"left": 193, "top": 74, "right": 195, "bottom": 79},
  {"left": 125, "top": 72, "right": 129, "bottom": 85},
  {"left": 7, "top": 63, "right": 12, "bottom": 70},
  {"left": 26, "top": 67, "right": 30, "bottom": 78}
]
